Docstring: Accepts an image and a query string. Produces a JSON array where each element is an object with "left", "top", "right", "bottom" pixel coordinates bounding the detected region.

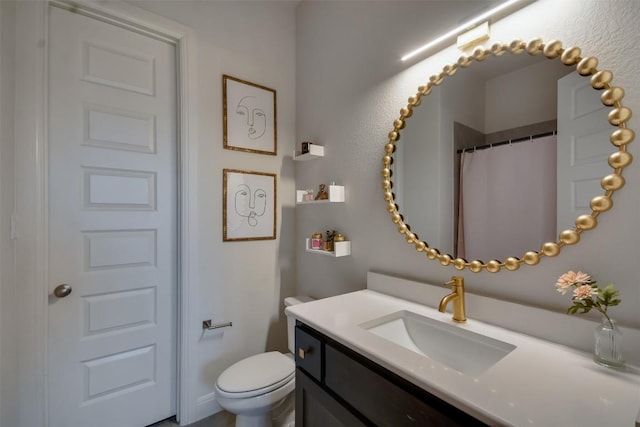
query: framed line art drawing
[
  {"left": 223, "top": 169, "right": 277, "bottom": 241},
  {"left": 223, "top": 74, "right": 277, "bottom": 155}
]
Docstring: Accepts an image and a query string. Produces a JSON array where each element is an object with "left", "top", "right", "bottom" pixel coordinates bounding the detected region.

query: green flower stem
[{"left": 598, "top": 308, "right": 614, "bottom": 330}]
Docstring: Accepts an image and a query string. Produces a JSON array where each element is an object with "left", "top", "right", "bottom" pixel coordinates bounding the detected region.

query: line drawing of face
[
  {"left": 234, "top": 183, "right": 267, "bottom": 227},
  {"left": 236, "top": 96, "right": 266, "bottom": 140}
]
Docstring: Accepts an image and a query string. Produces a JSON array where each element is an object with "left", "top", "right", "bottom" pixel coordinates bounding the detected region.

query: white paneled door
[
  {"left": 557, "top": 72, "right": 612, "bottom": 234},
  {"left": 47, "top": 6, "right": 177, "bottom": 427}
]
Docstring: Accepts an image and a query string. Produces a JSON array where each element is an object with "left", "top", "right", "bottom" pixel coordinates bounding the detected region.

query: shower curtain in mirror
[{"left": 457, "top": 135, "right": 557, "bottom": 262}]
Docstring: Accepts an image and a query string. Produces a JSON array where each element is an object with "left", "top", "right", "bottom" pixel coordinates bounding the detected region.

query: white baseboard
[{"left": 193, "top": 392, "right": 222, "bottom": 423}]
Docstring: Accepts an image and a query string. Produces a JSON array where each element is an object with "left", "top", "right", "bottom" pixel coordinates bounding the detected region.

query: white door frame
[{"left": 14, "top": 1, "right": 198, "bottom": 425}]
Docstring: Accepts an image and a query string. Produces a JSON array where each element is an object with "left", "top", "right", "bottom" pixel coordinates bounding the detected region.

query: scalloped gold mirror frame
[{"left": 382, "top": 38, "right": 634, "bottom": 273}]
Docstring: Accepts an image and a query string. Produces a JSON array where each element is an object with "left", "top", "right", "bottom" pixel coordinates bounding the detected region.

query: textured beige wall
[
  {"left": 131, "top": 1, "right": 298, "bottom": 420},
  {"left": 0, "top": 2, "right": 17, "bottom": 426}
]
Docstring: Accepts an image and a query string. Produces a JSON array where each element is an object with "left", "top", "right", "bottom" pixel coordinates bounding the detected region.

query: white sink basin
[{"left": 360, "top": 310, "right": 516, "bottom": 376}]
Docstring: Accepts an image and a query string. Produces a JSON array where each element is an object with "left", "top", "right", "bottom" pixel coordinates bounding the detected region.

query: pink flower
[
  {"left": 573, "top": 284, "right": 595, "bottom": 300},
  {"left": 555, "top": 271, "right": 591, "bottom": 295}
]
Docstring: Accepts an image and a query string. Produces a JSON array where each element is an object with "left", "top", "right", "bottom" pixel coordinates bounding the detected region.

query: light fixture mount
[{"left": 401, "top": 0, "right": 532, "bottom": 62}]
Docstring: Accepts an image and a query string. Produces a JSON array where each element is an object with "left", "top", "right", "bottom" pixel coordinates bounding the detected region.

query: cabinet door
[
  {"left": 295, "top": 369, "right": 365, "bottom": 427},
  {"left": 325, "top": 344, "right": 487, "bottom": 427},
  {"left": 295, "top": 326, "right": 323, "bottom": 381}
]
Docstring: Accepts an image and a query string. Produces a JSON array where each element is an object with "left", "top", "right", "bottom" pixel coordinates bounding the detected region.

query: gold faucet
[{"left": 438, "top": 276, "right": 466, "bottom": 323}]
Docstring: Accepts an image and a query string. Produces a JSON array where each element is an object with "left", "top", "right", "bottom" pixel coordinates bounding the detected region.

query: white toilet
[{"left": 214, "top": 296, "right": 313, "bottom": 427}]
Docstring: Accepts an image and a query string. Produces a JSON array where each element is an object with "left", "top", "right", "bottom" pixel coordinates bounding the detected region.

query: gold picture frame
[
  {"left": 223, "top": 74, "right": 277, "bottom": 155},
  {"left": 223, "top": 169, "right": 277, "bottom": 241}
]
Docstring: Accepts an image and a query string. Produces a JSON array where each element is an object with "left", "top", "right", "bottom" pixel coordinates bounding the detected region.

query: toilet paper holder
[{"left": 202, "top": 320, "right": 233, "bottom": 330}]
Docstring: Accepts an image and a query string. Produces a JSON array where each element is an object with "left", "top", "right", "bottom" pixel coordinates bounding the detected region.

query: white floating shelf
[
  {"left": 296, "top": 185, "right": 345, "bottom": 204},
  {"left": 293, "top": 144, "right": 324, "bottom": 161},
  {"left": 305, "top": 238, "right": 351, "bottom": 257}
]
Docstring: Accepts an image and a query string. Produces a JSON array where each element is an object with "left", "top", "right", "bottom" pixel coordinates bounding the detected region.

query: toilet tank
[{"left": 284, "top": 296, "right": 314, "bottom": 353}]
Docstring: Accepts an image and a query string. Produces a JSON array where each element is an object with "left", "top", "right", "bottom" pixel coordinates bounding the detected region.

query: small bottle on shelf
[{"left": 310, "top": 233, "right": 323, "bottom": 250}]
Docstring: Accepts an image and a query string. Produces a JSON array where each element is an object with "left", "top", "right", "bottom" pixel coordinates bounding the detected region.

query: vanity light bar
[{"left": 401, "top": 0, "right": 526, "bottom": 62}]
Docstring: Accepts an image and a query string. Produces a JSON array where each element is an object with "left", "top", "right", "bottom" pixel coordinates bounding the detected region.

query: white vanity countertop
[{"left": 286, "top": 289, "right": 640, "bottom": 427}]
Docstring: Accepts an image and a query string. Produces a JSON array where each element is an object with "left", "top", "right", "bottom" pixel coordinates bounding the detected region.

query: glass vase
[{"left": 593, "top": 317, "right": 625, "bottom": 368}]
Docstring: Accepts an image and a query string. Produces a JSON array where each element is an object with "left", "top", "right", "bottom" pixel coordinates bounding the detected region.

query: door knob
[{"left": 53, "top": 284, "right": 72, "bottom": 298}]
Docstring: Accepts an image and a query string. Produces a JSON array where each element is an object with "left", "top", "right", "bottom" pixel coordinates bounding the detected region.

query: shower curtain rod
[{"left": 457, "top": 130, "right": 556, "bottom": 154}]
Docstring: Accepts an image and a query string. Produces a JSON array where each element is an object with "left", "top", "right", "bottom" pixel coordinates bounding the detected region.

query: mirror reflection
[
  {"left": 394, "top": 54, "right": 612, "bottom": 261},
  {"left": 384, "top": 39, "right": 634, "bottom": 272}
]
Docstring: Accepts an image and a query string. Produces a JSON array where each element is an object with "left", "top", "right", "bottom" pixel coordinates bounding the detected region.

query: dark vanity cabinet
[{"left": 294, "top": 322, "right": 488, "bottom": 427}]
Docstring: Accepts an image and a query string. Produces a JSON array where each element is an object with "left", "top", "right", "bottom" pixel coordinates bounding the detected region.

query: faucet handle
[{"left": 444, "top": 276, "right": 464, "bottom": 288}]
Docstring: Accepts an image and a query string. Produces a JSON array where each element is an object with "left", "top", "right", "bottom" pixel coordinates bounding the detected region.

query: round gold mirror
[{"left": 382, "top": 38, "right": 633, "bottom": 273}]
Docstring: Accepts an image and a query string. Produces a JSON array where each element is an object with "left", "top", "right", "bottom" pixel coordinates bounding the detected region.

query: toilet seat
[{"left": 216, "top": 351, "right": 295, "bottom": 399}]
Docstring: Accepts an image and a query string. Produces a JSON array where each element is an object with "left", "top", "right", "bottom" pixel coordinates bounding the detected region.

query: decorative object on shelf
[
  {"left": 223, "top": 74, "right": 277, "bottom": 155},
  {"left": 315, "top": 184, "right": 329, "bottom": 200},
  {"left": 303, "top": 189, "right": 314, "bottom": 201},
  {"left": 334, "top": 233, "right": 346, "bottom": 242},
  {"left": 223, "top": 169, "right": 276, "bottom": 242},
  {"left": 555, "top": 270, "right": 624, "bottom": 368},
  {"left": 293, "top": 143, "right": 324, "bottom": 160},
  {"left": 324, "top": 230, "right": 336, "bottom": 251},
  {"left": 296, "top": 185, "right": 345, "bottom": 204},
  {"left": 311, "top": 233, "right": 323, "bottom": 250},
  {"left": 305, "top": 237, "right": 351, "bottom": 257}
]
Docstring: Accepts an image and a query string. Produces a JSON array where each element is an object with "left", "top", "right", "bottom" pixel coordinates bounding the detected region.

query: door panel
[
  {"left": 47, "top": 6, "right": 177, "bottom": 427},
  {"left": 557, "top": 73, "right": 611, "bottom": 233}
]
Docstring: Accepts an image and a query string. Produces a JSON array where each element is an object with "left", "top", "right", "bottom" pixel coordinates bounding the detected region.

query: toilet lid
[{"left": 216, "top": 351, "right": 295, "bottom": 395}]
